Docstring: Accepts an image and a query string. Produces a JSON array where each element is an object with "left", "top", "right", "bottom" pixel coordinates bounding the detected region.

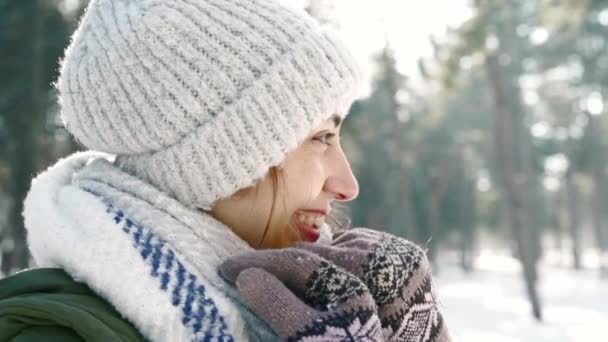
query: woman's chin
[{"left": 281, "top": 226, "right": 304, "bottom": 248}]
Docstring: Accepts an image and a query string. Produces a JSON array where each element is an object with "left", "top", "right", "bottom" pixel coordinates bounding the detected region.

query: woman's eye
[{"left": 314, "top": 133, "right": 336, "bottom": 146}]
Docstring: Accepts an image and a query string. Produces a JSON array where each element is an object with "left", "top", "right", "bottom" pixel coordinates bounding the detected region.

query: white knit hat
[{"left": 58, "top": 0, "right": 362, "bottom": 210}]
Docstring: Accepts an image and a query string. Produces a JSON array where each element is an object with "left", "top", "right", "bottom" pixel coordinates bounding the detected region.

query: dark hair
[
  {"left": 257, "top": 166, "right": 281, "bottom": 247},
  {"left": 255, "top": 166, "right": 352, "bottom": 247}
]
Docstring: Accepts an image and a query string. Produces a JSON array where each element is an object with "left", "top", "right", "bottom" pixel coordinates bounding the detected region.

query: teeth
[
  {"left": 304, "top": 216, "right": 316, "bottom": 226},
  {"left": 296, "top": 213, "right": 324, "bottom": 228},
  {"left": 315, "top": 216, "right": 323, "bottom": 227}
]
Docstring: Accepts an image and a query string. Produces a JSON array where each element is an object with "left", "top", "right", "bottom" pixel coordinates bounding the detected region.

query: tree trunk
[
  {"left": 459, "top": 181, "right": 476, "bottom": 273},
  {"left": 427, "top": 188, "right": 440, "bottom": 269},
  {"left": 459, "top": 208, "right": 475, "bottom": 272},
  {"left": 587, "top": 112, "right": 608, "bottom": 277},
  {"left": 459, "top": 238, "right": 474, "bottom": 273},
  {"left": 565, "top": 170, "right": 582, "bottom": 270},
  {"left": 402, "top": 171, "right": 422, "bottom": 244},
  {"left": 1, "top": 0, "right": 46, "bottom": 275},
  {"left": 485, "top": 54, "right": 543, "bottom": 320},
  {"left": 427, "top": 167, "right": 449, "bottom": 268}
]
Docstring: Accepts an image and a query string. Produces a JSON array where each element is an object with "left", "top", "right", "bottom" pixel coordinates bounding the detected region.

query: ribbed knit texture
[{"left": 57, "top": 0, "right": 363, "bottom": 210}]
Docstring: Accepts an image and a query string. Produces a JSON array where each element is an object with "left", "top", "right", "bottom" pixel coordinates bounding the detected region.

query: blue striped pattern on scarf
[{"left": 107, "top": 204, "right": 234, "bottom": 341}]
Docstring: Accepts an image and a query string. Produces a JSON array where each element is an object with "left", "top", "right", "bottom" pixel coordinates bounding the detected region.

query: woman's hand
[
  {"left": 294, "top": 228, "right": 450, "bottom": 342},
  {"left": 219, "top": 248, "right": 385, "bottom": 341}
]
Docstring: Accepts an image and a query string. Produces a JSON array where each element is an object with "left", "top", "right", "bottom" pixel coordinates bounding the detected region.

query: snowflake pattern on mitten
[
  {"left": 362, "top": 234, "right": 424, "bottom": 305},
  {"left": 289, "top": 309, "right": 382, "bottom": 342},
  {"left": 305, "top": 260, "right": 367, "bottom": 309},
  {"left": 295, "top": 228, "right": 452, "bottom": 342}
]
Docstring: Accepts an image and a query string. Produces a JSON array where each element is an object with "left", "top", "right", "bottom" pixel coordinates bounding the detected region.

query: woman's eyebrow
[{"left": 331, "top": 114, "right": 342, "bottom": 128}]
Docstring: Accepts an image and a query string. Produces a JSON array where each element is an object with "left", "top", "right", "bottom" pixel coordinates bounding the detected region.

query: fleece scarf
[{"left": 22, "top": 152, "right": 332, "bottom": 341}]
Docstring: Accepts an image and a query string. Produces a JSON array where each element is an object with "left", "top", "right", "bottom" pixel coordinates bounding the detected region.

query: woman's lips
[{"left": 290, "top": 216, "right": 320, "bottom": 242}]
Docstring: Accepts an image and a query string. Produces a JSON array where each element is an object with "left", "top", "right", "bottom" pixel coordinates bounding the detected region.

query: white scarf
[{"left": 23, "top": 152, "right": 331, "bottom": 341}]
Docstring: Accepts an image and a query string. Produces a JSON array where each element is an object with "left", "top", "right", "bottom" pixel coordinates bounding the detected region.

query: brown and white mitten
[
  {"left": 219, "top": 248, "right": 384, "bottom": 341},
  {"left": 295, "top": 228, "right": 451, "bottom": 342}
]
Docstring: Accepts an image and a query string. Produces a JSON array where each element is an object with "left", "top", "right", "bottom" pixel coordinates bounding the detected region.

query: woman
[{"left": 0, "top": 0, "right": 450, "bottom": 341}]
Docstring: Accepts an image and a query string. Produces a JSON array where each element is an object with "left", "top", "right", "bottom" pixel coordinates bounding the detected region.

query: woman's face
[{"left": 210, "top": 114, "right": 359, "bottom": 249}]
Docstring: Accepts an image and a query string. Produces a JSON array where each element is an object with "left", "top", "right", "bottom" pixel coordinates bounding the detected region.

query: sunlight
[
  {"left": 58, "top": 0, "right": 82, "bottom": 17},
  {"left": 531, "top": 122, "right": 550, "bottom": 138},
  {"left": 530, "top": 27, "right": 549, "bottom": 45},
  {"left": 544, "top": 154, "right": 569, "bottom": 174},
  {"left": 598, "top": 9, "right": 608, "bottom": 26},
  {"left": 543, "top": 176, "right": 561, "bottom": 192},
  {"left": 584, "top": 91, "right": 604, "bottom": 115},
  {"left": 332, "top": 0, "right": 473, "bottom": 86}
]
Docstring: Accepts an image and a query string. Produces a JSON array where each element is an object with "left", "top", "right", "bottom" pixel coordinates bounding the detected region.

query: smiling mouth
[{"left": 291, "top": 212, "right": 323, "bottom": 242}]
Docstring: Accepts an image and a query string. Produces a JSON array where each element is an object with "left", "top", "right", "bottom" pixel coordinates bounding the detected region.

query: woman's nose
[{"left": 324, "top": 148, "right": 359, "bottom": 201}]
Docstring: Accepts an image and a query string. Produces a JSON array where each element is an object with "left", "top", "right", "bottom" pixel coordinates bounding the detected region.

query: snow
[{"left": 435, "top": 250, "right": 608, "bottom": 341}]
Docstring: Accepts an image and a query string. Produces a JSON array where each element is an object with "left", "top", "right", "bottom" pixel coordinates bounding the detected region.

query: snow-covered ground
[{"left": 435, "top": 250, "right": 608, "bottom": 342}]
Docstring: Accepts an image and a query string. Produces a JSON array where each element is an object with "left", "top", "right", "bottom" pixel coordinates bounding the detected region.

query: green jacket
[{"left": 0, "top": 268, "right": 144, "bottom": 342}]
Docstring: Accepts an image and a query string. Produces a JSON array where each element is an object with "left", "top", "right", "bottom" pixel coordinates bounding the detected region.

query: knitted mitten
[
  {"left": 294, "top": 228, "right": 451, "bottom": 342},
  {"left": 219, "top": 248, "right": 384, "bottom": 341}
]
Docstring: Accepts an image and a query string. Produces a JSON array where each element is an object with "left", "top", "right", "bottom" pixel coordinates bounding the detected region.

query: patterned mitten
[
  {"left": 294, "top": 228, "right": 451, "bottom": 342},
  {"left": 219, "top": 248, "right": 384, "bottom": 341}
]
